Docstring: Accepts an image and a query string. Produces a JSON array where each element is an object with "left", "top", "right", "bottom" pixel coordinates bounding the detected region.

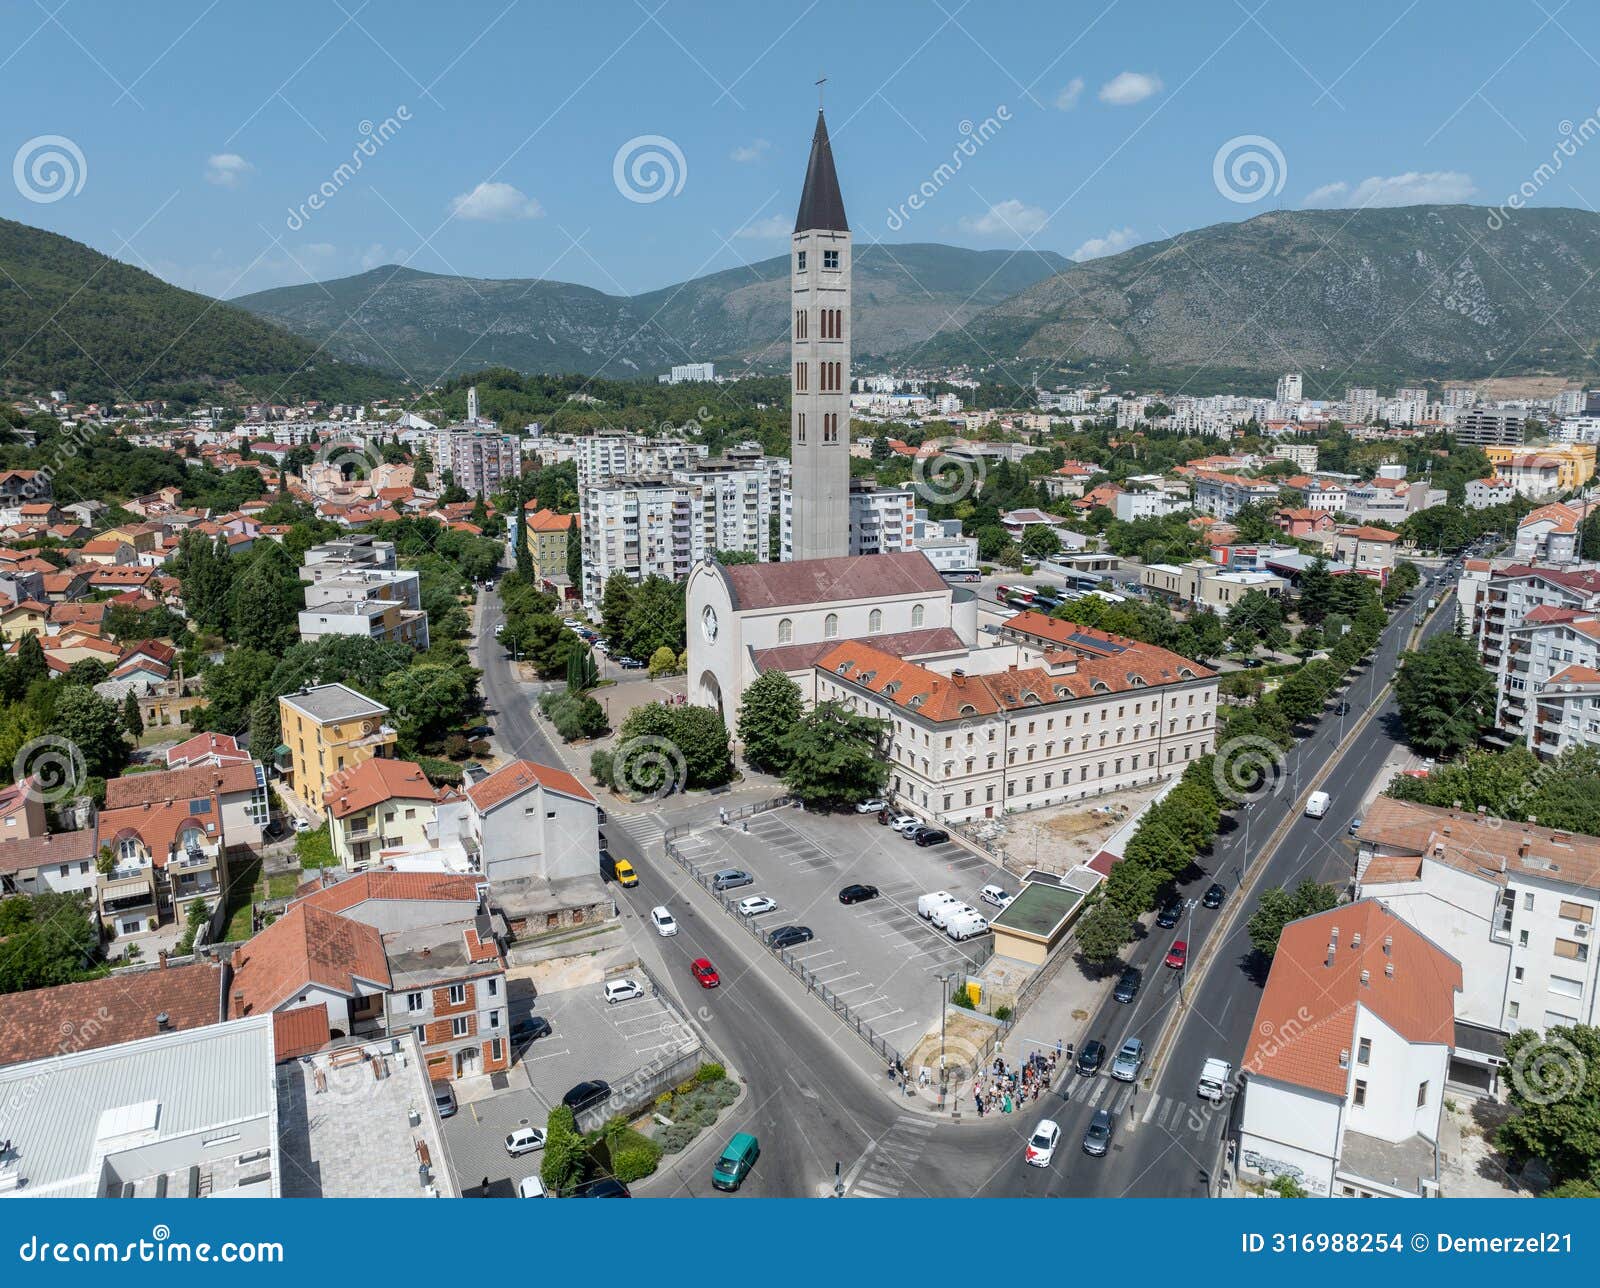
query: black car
[
  {"left": 1202, "top": 882, "right": 1226, "bottom": 909},
  {"left": 562, "top": 1080, "right": 611, "bottom": 1112},
  {"left": 1156, "top": 897, "right": 1184, "bottom": 928},
  {"left": 1335, "top": 701, "right": 1350, "bottom": 715},
  {"left": 768, "top": 925, "right": 814, "bottom": 950},
  {"left": 1076, "top": 1040, "right": 1106, "bottom": 1076},
  {"left": 1113, "top": 967, "right": 1141, "bottom": 1004},
  {"left": 568, "top": 1177, "right": 631, "bottom": 1198},
  {"left": 913, "top": 827, "right": 950, "bottom": 847},
  {"left": 511, "top": 1015, "right": 553, "bottom": 1044},
  {"left": 838, "top": 884, "right": 880, "bottom": 905}
]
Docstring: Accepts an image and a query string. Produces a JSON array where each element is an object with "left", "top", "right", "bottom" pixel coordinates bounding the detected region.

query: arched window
[
  {"left": 869, "top": 608, "right": 883, "bottom": 633},
  {"left": 911, "top": 603, "right": 926, "bottom": 628},
  {"left": 778, "top": 617, "right": 793, "bottom": 644},
  {"left": 824, "top": 612, "right": 839, "bottom": 639}
]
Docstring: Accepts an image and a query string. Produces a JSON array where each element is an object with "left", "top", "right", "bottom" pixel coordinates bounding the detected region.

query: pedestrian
[{"left": 1056, "top": 1037, "right": 1063, "bottom": 1059}]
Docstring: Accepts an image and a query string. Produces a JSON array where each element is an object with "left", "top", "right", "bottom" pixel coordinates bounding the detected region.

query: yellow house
[
  {"left": 0, "top": 601, "right": 50, "bottom": 641},
  {"left": 1485, "top": 443, "right": 1596, "bottom": 493},
  {"left": 321, "top": 757, "right": 450, "bottom": 869},
  {"left": 523, "top": 505, "right": 578, "bottom": 580},
  {"left": 278, "top": 683, "right": 397, "bottom": 805}
]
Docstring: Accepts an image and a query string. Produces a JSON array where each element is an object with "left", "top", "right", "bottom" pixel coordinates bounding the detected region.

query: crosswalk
[
  {"left": 847, "top": 1116, "right": 937, "bottom": 1198},
  {"left": 611, "top": 815, "right": 665, "bottom": 852},
  {"left": 1052, "top": 1080, "right": 1219, "bottom": 1140}
]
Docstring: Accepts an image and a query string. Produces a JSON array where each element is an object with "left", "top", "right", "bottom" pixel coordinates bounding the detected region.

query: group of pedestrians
[{"left": 972, "top": 1048, "right": 1059, "bottom": 1116}]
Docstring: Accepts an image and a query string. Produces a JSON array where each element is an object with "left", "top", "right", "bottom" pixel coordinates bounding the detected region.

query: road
[{"left": 472, "top": 578, "right": 1454, "bottom": 1196}]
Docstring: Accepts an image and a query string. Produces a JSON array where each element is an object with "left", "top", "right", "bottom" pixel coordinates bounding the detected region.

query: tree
[
  {"left": 599, "top": 573, "right": 634, "bottom": 649},
  {"left": 671, "top": 706, "right": 734, "bottom": 789},
  {"left": 540, "top": 1106, "right": 585, "bottom": 1193},
  {"left": 543, "top": 691, "right": 609, "bottom": 742},
  {"left": 381, "top": 664, "right": 470, "bottom": 755},
  {"left": 1021, "top": 524, "right": 1060, "bottom": 561},
  {"left": 565, "top": 523, "right": 582, "bottom": 584},
  {"left": 712, "top": 548, "right": 757, "bottom": 565},
  {"left": 1246, "top": 880, "right": 1339, "bottom": 958},
  {"left": 1075, "top": 899, "right": 1134, "bottom": 966},
  {"left": 647, "top": 646, "right": 677, "bottom": 678},
  {"left": 565, "top": 647, "right": 599, "bottom": 693},
  {"left": 737, "top": 670, "right": 805, "bottom": 774},
  {"left": 14, "top": 633, "right": 46, "bottom": 689},
  {"left": 1496, "top": 1025, "right": 1600, "bottom": 1191},
  {"left": 0, "top": 892, "right": 98, "bottom": 994},
  {"left": 121, "top": 688, "right": 144, "bottom": 739},
  {"left": 780, "top": 701, "right": 889, "bottom": 808},
  {"left": 1396, "top": 634, "right": 1494, "bottom": 757},
  {"left": 227, "top": 544, "right": 301, "bottom": 654},
  {"left": 52, "top": 686, "right": 128, "bottom": 778},
  {"left": 1296, "top": 558, "right": 1336, "bottom": 626},
  {"left": 1274, "top": 667, "right": 1326, "bottom": 725}
]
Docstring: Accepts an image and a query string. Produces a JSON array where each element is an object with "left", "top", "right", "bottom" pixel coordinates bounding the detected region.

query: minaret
[{"left": 789, "top": 108, "right": 851, "bottom": 561}]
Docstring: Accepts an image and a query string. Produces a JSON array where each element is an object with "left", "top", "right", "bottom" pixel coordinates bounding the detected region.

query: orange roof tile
[
  {"left": 321, "top": 758, "right": 450, "bottom": 819},
  {"left": 228, "top": 903, "right": 392, "bottom": 1017},
  {"left": 466, "top": 758, "right": 595, "bottom": 810}
]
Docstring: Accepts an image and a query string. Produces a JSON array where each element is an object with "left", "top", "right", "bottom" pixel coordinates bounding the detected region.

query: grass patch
[
  {"left": 266, "top": 872, "right": 302, "bottom": 900},
  {"left": 293, "top": 827, "right": 338, "bottom": 870},
  {"left": 222, "top": 851, "right": 263, "bottom": 942}
]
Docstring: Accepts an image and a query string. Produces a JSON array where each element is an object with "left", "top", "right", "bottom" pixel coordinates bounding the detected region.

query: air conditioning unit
[{"left": 1575, "top": 923, "right": 1589, "bottom": 938}]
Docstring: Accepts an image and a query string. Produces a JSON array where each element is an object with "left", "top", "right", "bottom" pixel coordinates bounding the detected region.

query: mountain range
[
  {"left": 6, "top": 205, "right": 1599, "bottom": 405},
  {"left": 230, "top": 245, "right": 1071, "bottom": 381}
]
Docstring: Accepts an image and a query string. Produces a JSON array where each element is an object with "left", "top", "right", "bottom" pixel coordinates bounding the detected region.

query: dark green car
[{"left": 711, "top": 1133, "right": 760, "bottom": 1191}]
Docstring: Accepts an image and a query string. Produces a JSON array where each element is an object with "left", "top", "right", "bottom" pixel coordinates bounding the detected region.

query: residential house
[
  {"left": 1238, "top": 899, "right": 1461, "bottom": 1197},
  {"left": 322, "top": 758, "right": 454, "bottom": 869},
  {"left": 0, "top": 828, "right": 99, "bottom": 901},
  {"left": 1465, "top": 476, "right": 1518, "bottom": 511},
  {"left": 523, "top": 505, "right": 579, "bottom": 581},
  {"left": 1513, "top": 501, "right": 1598, "bottom": 564},
  {"left": 1280, "top": 475, "right": 1348, "bottom": 513},
  {"left": 165, "top": 731, "right": 251, "bottom": 769},
  {"left": 1274, "top": 507, "right": 1337, "bottom": 541},
  {"left": 104, "top": 760, "right": 270, "bottom": 853},
  {"left": 1192, "top": 471, "right": 1280, "bottom": 520},
  {"left": 1330, "top": 525, "right": 1401, "bottom": 580}
]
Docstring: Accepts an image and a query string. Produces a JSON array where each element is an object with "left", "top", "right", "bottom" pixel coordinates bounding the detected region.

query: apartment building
[
  {"left": 1113, "top": 488, "right": 1190, "bottom": 521},
  {"left": 579, "top": 476, "right": 704, "bottom": 608},
  {"left": 1239, "top": 900, "right": 1461, "bottom": 1198},
  {"left": 1465, "top": 476, "right": 1518, "bottom": 510},
  {"left": 522, "top": 504, "right": 578, "bottom": 580},
  {"left": 1343, "top": 477, "right": 1446, "bottom": 525},
  {"left": 1454, "top": 408, "right": 1527, "bottom": 448},
  {"left": 428, "top": 424, "right": 520, "bottom": 496},
  {"left": 780, "top": 480, "right": 916, "bottom": 561},
  {"left": 1356, "top": 798, "right": 1600, "bottom": 1052},
  {"left": 911, "top": 511, "right": 979, "bottom": 572},
  {"left": 1330, "top": 525, "right": 1401, "bottom": 580},
  {"left": 1192, "top": 471, "right": 1280, "bottom": 519},
  {"left": 677, "top": 459, "right": 771, "bottom": 562},
  {"left": 1484, "top": 443, "right": 1597, "bottom": 497},
  {"left": 97, "top": 792, "right": 230, "bottom": 939},
  {"left": 1279, "top": 475, "right": 1347, "bottom": 513},
  {"left": 1272, "top": 441, "right": 1316, "bottom": 470},
  {"left": 812, "top": 623, "right": 1217, "bottom": 824},
  {"left": 1140, "top": 560, "right": 1287, "bottom": 611},
  {"left": 1513, "top": 501, "right": 1598, "bottom": 563},
  {"left": 1473, "top": 564, "right": 1600, "bottom": 739},
  {"left": 574, "top": 433, "right": 708, "bottom": 484},
  {"left": 279, "top": 683, "right": 397, "bottom": 805}
]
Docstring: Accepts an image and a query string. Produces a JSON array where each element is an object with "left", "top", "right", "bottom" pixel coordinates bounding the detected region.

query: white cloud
[
  {"left": 205, "top": 152, "right": 252, "bottom": 187},
  {"left": 960, "top": 199, "right": 1049, "bottom": 239},
  {"left": 1098, "top": 71, "right": 1162, "bottom": 106},
  {"left": 449, "top": 181, "right": 544, "bottom": 221},
  {"left": 731, "top": 138, "right": 770, "bottom": 163},
  {"left": 1070, "top": 226, "right": 1139, "bottom": 262},
  {"left": 1302, "top": 170, "right": 1476, "bottom": 209},
  {"left": 734, "top": 214, "right": 790, "bottom": 240},
  {"left": 1054, "top": 78, "right": 1085, "bottom": 111}
]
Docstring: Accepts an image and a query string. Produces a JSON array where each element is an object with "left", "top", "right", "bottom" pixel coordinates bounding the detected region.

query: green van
[{"left": 711, "top": 1132, "right": 760, "bottom": 1192}]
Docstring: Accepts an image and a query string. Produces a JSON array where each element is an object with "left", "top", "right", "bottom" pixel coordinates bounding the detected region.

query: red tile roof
[
  {"left": 1242, "top": 900, "right": 1461, "bottom": 1096},
  {"left": 524, "top": 507, "right": 579, "bottom": 531},
  {"left": 292, "top": 871, "right": 483, "bottom": 917},
  {"left": 164, "top": 732, "right": 249, "bottom": 768},
  {"left": 228, "top": 903, "right": 392, "bottom": 1017},
  {"left": 0, "top": 960, "right": 224, "bottom": 1067},
  {"left": 720, "top": 552, "right": 947, "bottom": 611},
  {"left": 271, "top": 1005, "right": 332, "bottom": 1061},
  {"left": 105, "top": 761, "right": 259, "bottom": 810},
  {"left": 466, "top": 758, "right": 595, "bottom": 810},
  {"left": 0, "top": 828, "right": 99, "bottom": 877},
  {"left": 751, "top": 625, "right": 966, "bottom": 674},
  {"left": 322, "top": 758, "right": 451, "bottom": 819}
]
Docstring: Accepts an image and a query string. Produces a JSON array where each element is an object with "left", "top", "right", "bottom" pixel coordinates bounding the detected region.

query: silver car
[
  {"left": 1082, "top": 1108, "right": 1114, "bottom": 1157},
  {"left": 1111, "top": 1037, "right": 1144, "bottom": 1082}
]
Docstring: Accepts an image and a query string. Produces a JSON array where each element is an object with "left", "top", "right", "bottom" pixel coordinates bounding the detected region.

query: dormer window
[
  {"left": 909, "top": 694, "right": 926, "bottom": 709},
  {"left": 959, "top": 704, "right": 977, "bottom": 716}
]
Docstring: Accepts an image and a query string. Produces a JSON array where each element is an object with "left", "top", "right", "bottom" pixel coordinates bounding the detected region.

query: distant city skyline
[{"left": 2, "top": 0, "right": 1596, "bottom": 300}]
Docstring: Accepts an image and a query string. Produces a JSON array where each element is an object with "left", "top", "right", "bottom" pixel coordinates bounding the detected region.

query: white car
[
  {"left": 855, "top": 798, "right": 888, "bottom": 814},
  {"left": 888, "top": 814, "right": 920, "bottom": 834},
  {"left": 292, "top": 817, "right": 312, "bottom": 834},
  {"left": 505, "top": 1126, "right": 546, "bottom": 1156},
  {"left": 604, "top": 978, "right": 644, "bottom": 1005},
  {"left": 738, "top": 895, "right": 777, "bottom": 917},
  {"left": 980, "top": 884, "right": 1013, "bottom": 910},
  {"left": 649, "top": 905, "right": 678, "bottom": 937},
  {"left": 1025, "top": 1119, "right": 1060, "bottom": 1167},
  {"left": 517, "top": 1175, "right": 548, "bottom": 1198}
]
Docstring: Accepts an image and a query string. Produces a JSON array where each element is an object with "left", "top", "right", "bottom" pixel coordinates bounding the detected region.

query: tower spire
[{"left": 794, "top": 107, "right": 848, "bottom": 234}]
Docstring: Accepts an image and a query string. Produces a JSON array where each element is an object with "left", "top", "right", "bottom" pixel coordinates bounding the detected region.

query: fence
[
  {"left": 574, "top": 1045, "right": 704, "bottom": 1134},
  {"left": 945, "top": 920, "right": 1082, "bottom": 1082},
  {"left": 662, "top": 796, "right": 906, "bottom": 1068}
]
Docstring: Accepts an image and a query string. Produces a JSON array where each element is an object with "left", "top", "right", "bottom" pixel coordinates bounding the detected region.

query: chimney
[
  {"left": 155, "top": 1011, "right": 170, "bottom": 1032},
  {"left": 158, "top": 949, "right": 168, "bottom": 970}
]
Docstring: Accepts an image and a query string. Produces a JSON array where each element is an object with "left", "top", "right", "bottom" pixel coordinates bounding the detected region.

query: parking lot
[
  {"left": 438, "top": 975, "right": 697, "bottom": 1195},
  {"left": 671, "top": 806, "right": 1013, "bottom": 1052}
]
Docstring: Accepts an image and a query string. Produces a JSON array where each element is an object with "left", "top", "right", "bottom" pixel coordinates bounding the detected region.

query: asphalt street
[{"left": 471, "top": 577, "right": 1455, "bottom": 1197}]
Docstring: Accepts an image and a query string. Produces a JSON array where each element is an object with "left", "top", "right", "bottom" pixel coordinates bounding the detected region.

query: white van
[
  {"left": 945, "top": 909, "right": 989, "bottom": 941},
  {"left": 931, "top": 901, "right": 975, "bottom": 931},
  {"left": 1305, "top": 790, "right": 1331, "bottom": 819},
  {"left": 918, "top": 891, "right": 959, "bottom": 921}
]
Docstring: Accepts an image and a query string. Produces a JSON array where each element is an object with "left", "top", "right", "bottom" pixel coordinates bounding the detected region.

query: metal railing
[{"left": 663, "top": 797, "right": 904, "bottom": 1067}]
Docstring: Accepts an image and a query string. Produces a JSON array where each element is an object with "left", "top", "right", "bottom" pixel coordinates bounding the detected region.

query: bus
[{"left": 996, "top": 583, "right": 1036, "bottom": 607}]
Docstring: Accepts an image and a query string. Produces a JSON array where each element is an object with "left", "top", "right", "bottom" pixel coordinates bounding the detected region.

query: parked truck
[
  {"left": 1197, "top": 1057, "right": 1233, "bottom": 1103},
  {"left": 1304, "top": 790, "right": 1331, "bottom": 819},
  {"left": 918, "top": 891, "right": 960, "bottom": 921},
  {"left": 945, "top": 909, "right": 990, "bottom": 942}
]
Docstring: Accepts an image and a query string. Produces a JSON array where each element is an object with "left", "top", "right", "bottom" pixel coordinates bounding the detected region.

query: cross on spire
[{"left": 816, "top": 73, "right": 826, "bottom": 109}]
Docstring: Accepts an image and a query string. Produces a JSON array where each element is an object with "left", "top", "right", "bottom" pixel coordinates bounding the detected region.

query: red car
[
  {"left": 690, "top": 957, "right": 720, "bottom": 989},
  {"left": 1164, "top": 940, "right": 1188, "bottom": 969}
]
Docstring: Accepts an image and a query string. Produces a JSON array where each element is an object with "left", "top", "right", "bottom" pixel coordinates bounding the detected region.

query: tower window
[
  {"left": 797, "top": 250, "right": 807, "bottom": 271},
  {"left": 796, "top": 412, "right": 806, "bottom": 443},
  {"left": 794, "top": 362, "right": 807, "bottom": 392},
  {"left": 824, "top": 249, "right": 839, "bottom": 270},
  {"left": 823, "top": 413, "right": 838, "bottom": 442}
]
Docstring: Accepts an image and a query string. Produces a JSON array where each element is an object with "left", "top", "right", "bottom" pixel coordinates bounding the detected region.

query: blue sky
[{"left": 4, "top": 0, "right": 1600, "bottom": 299}]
